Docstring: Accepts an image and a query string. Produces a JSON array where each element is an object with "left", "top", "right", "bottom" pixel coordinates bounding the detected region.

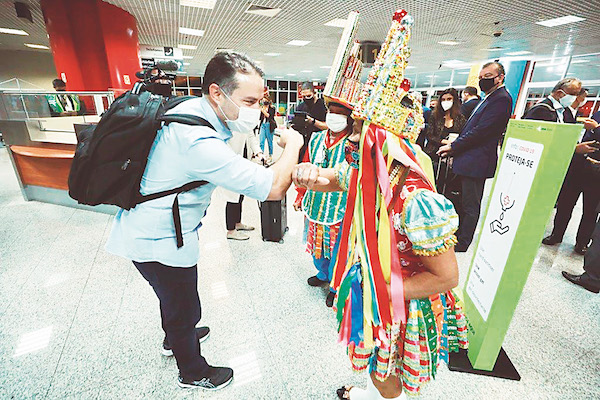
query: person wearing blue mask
[{"left": 105, "top": 52, "right": 307, "bottom": 391}]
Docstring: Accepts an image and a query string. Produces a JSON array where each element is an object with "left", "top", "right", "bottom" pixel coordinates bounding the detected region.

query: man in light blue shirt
[{"left": 105, "top": 52, "right": 304, "bottom": 391}]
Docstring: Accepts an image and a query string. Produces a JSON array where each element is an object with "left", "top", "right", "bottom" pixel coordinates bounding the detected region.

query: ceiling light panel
[
  {"left": 178, "top": 44, "right": 197, "bottom": 50},
  {"left": 24, "top": 43, "right": 49, "bottom": 49},
  {"left": 180, "top": 0, "right": 216, "bottom": 9},
  {"left": 325, "top": 18, "right": 347, "bottom": 28},
  {"left": 287, "top": 40, "right": 311, "bottom": 46},
  {"left": 536, "top": 15, "right": 585, "bottom": 27},
  {"left": 506, "top": 51, "right": 532, "bottom": 56},
  {"left": 245, "top": 4, "right": 282, "bottom": 18},
  {"left": 179, "top": 27, "right": 205, "bottom": 36},
  {"left": 0, "top": 27, "right": 28, "bottom": 35}
]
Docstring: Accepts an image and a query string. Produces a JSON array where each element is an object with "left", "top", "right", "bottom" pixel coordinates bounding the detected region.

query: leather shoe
[
  {"left": 307, "top": 275, "right": 328, "bottom": 287},
  {"left": 574, "top": 244, "right": 588, "bottom": 255},
  {"left": 542, "top": 234, "right": 562, "bottom": 245},
  {"left": 562, "top": 271, "right": 600, "bottom": 293},
  {"left": 326, "top": 292, "right": 335, "bottom": 308}
]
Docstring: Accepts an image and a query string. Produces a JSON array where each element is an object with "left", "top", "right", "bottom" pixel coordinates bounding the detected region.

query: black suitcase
[
  {"left": 259, "top": 196, "right": 288, "bottom": 243},
  {"left": 435, "top": 157, "right": 462, "bottom": 216}
]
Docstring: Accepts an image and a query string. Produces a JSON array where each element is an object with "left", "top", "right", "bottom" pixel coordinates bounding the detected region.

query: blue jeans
[
  {"left": 259, "top": 122, "right": 273, "bottom": 156},
  {"left": 133, "top": 261, "right": 209, "bottom": 379},
  {"left": 313, "top": 255, "right": 335, "bottom": 293}
]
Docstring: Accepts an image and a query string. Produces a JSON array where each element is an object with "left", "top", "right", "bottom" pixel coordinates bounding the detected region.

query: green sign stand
[{"left": 449, "top": 120, "right": 582, "bottom": 378}]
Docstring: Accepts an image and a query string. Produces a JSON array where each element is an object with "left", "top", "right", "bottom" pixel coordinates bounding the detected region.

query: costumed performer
[
  {"left": 292, "top": 9, "right": 468, "bottom": 399},
  {"left": 294, "top": 11, "right": 364, "bottom": 308}
]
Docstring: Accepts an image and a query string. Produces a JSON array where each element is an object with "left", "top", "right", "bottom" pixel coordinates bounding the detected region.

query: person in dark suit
[
  {"left": 437, "top": 61, "right": 513, "bottom": 252},
  {"left": 460, "top": 86, "right": 481, "bottom": 119},
  {"left": 562, "top": 218, "right": 600, "bottom": 293},
  {"left": 539, "top": 104, "right": 600, "bottom": 254},
  {"left": 523, "top": 78, "right": 581, "bottom": 123}
]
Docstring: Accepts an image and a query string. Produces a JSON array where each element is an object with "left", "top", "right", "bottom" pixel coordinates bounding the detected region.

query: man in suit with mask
[
  {"left": 294, "top": 82, "right": 327, "bottom": 161},
  {"left": 438, "top": 61, "right": 513, "bottom": 252}
]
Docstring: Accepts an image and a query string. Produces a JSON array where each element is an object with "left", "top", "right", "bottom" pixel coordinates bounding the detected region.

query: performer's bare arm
[{"left": 403, "top": 249, "right": 459, "bottom": 299}]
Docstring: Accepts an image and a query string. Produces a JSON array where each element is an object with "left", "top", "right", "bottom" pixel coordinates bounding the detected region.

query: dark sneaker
[
  {"left": 162, "top": 326, "right": 210, "bottom": 356},
  {"left": 307, "top": 275, "right": 328, "bottom": 287},
  {"left": 326, "top": 292, "right": 335, "bottom": 308},
  {"left": 178, "top": 366, "right": 234, "bottom": 390}
]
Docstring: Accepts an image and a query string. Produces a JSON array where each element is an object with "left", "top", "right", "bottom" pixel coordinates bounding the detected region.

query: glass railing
[{"left": 0, "top": 90, "right": 114, "bottom": 122}]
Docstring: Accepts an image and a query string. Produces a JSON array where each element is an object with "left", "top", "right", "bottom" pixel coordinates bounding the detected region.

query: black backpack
[{"left": 68, "top": 84, "right": 215, "bottom": 247}]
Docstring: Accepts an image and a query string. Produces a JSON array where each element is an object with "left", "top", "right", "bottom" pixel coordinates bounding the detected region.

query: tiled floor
[{"left": 0, "top": 146, "right": 598, "bottom": 400}]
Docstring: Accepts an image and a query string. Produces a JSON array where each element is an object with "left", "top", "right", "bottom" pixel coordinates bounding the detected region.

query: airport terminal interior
[{"left": 0, "top": 1, "right": 599, "bottom": 399}]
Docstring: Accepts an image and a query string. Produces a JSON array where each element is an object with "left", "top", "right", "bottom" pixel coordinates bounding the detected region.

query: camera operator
[
  {"left": 135, "top": 65, "right": 174, "bottom": 97},
  {"left": 293, "top": 82, "right": 327, "bottom": 161}
]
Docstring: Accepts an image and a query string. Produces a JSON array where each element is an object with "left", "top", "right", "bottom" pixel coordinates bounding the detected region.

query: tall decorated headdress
[
  {"left": 332, "top": 10, "right": 433, "bottom": 353},
  {"left": 322, "top": 11, "right": 363, "bottom": 110}
]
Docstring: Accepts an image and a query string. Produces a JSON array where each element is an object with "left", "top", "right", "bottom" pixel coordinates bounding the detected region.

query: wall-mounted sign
[
  {"left": 123, "top": 74, "right": 131, "bottom": 85},
  {"left": 140, "top": 44, "right": 184, "bottom": 73}
]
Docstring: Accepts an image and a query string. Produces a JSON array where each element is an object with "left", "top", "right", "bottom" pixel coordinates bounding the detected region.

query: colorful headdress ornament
[
  {"left": 323, "top": 11, "right": 363, "bottom": 110},
  {"left": 352, "top": 10, "right": 424, "bottom": 142}
]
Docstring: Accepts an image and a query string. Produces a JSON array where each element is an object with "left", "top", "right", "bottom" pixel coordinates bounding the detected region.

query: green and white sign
[{"left": 463, "top": 119, "right": 582, "bottom": 371}]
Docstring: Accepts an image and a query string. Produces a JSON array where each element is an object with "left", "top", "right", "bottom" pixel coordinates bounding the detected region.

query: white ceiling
[{"left": 1, "top": 0, "right": 599, "bottom": 82}]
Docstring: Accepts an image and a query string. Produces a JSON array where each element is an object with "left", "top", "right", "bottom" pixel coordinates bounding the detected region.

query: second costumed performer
[
  {"left": 294, "top": 11, "right": 364, "bottom": 308},
  {"left": 292, "top": 9, "right": 468, "bottom": 399}
]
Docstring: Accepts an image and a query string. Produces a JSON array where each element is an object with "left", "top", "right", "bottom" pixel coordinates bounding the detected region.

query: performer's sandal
[{"left": 337, "top": 386, "right": 353, "bottom": 399}]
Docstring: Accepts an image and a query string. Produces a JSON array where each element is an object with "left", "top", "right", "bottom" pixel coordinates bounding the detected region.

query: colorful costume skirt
[
  {"left": 304, "top": 219, "right": 341, "bottom": 259},
  {"left": 344, "top": 289, "right": 468, "bottom": 395}
]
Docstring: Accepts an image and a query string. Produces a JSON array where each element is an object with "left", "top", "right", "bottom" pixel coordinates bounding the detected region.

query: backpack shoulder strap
[{"left": 160, "top": 113, "right": 216, "bottom": 131}]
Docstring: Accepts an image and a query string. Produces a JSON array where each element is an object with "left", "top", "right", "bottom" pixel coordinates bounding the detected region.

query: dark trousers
[
  {"left": 551, "top": 175, "right": 600, "bottom": 246},
  {"left": 226, "top": 194, "right": 244, "bottom": 231},
  {"left": 133, "top": 261, "right": 209, "bottom": 379},
  {"left": 584, "top": 220, "right": 600, "bottom": 283},
  {"left": 457, "top": 175, "right": 486, "bottom": 247}
]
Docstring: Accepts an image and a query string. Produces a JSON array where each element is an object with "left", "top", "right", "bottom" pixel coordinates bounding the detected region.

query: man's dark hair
[
  {"left": 552, "top": 77, "right": 581, "bottom": 94},
  {"left": 463, "top": 86, "right": 479, "bottom": 97},
  {"left": 483, "top": 61, "right": 505, "bottom": 77},
  {"left": 52, "top": 78, "right": 66, "bottom": 88},
  {"left": 202, "top": 52, "right": 264, "bottom": 95},
  {"left": 301, "top": 82, "right": 315, "bottom": 92}
]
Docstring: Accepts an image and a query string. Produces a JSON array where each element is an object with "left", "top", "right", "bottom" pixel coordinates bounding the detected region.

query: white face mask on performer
[
  {"left": 441, "top": 100, "right": 453, "bottom": 111},
  {"left": 326, "top": 112, "right": 348, "bottom": 133},
  {"left": 218, "top": 90, "right": 261, "bottom": 133}
]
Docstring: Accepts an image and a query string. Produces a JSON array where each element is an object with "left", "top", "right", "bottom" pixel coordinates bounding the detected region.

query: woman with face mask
[{"left": 294, "top": 101, "right": 354, "bottom": 307}]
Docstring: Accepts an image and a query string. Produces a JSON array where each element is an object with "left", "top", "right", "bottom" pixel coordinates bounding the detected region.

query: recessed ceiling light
[
  {"left": 0, "top": 27, "right": 28, "bottom": 36},
  {"left": 24, "top": 43, "right": 49, "bottom": 49},
  {"left": 178, "top": 44, "right": 197, "bottom": 50},
  {"left": 320, "top": 66, "right": 331, "bottom": 69},
  {"left": 438, "top": 41, "right": 461, "bottom": 46},
  {"left": 506, "top": 50, "right": 532, "bottom": 56},
  {"left": 405, "top": 66, "right": 416, "bottom": 69},
  {"left": 325, "top": 18, "right": 347, "bottom": 28},
  {"left": 264, "top": 52, "right": 280, "bottom": 56},
  {"left": 183, "top": 56, "right": 194, "bottom": 59},
  {"left": 287, "top": 40, "right": 310, "bottom": 46},
  {"left": 312, "top": 78, "right": 320, "bottom": 81},
  {"left": 274, "top": 76, "right": 284, "bottom": 78},
  {"left": 180, "top": 0, "right": 216, "bottom": 9},
  {"left": 442, "top": 59, "right": 469, "bottom": 67},
  {"left": 536, "top": 15, "right": 585, "bottom": 27},
  {"left": 183, "top": 63, "right": 190, "bottom": 66},
  {"left": 301, "top": 70, "right": 313, "bottom": 73},
  {"left": 245, "top": 4, "right": 282, "bottom": 18},
  {"left": 179, "top": 27, "right": 205, "bottom": 36},
  {"left": 286, "top": 73, "right": 296, "bottom": 76},
  {"left": 215, "top": 48, "right": 233, "bottom": 52},
  {"left": 570, "top": 59, "right": 590, "bottom": 64}
]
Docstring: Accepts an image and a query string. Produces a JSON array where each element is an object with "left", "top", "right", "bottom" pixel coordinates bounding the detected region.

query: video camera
[{"left": 135, "top": 60, "right": 178, "bottom": 97}]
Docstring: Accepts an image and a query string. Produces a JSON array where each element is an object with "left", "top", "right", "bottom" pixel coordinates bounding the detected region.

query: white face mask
[
  {"left": 441, "top": 100, "right": 453, "bottom": 111},
  {"left": 218, "top": 91, "right": 260, "bottom": 133},
  {"left": 326, "top": 112, "right": 348, "bottom": 133},
  {"left": 559, "top": 93, "right": 576, "bottom": 108}
]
